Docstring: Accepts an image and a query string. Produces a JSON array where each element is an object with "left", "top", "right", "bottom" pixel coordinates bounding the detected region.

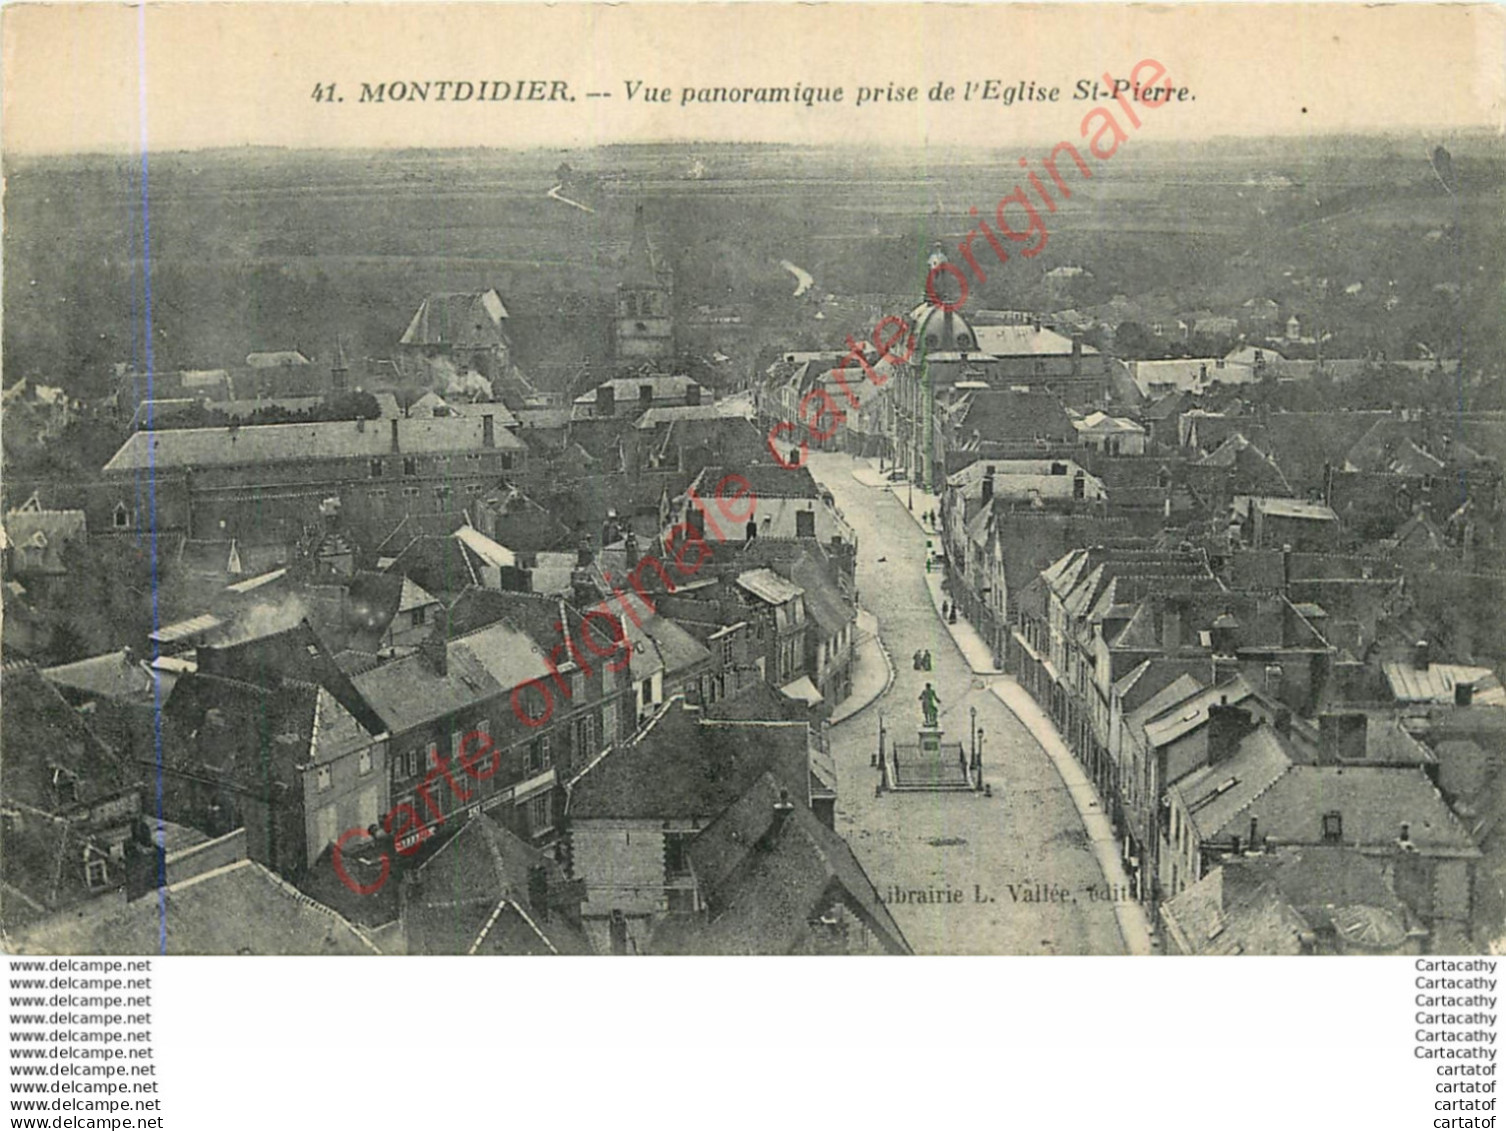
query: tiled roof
[
  {"left": 42, "top": 650, "right": 160, "bottom": 704},
  {"left": 955, "top": 390, "right": 1075, "bottom": 445}
]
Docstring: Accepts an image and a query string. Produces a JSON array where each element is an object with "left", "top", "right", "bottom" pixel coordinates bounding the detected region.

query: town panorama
[{"left": 3, "top": 135, "right": 1503, "bottom": 956}]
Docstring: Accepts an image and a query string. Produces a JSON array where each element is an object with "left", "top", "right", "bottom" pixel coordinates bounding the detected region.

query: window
[
  {"left": 411, "top": 606, "right": 426, "bottom": 627},
  {"left": 664, "top": 832, "right": 693, "bottom": 879},
  {"left": 357, "top": 750, "right": 373, "bottom": 776},
  {"left": 573, "top": 714, "right": 597, "bottom": 762},
  {"left": 570, "top": 670, "right": 585, "bottom": 700},
  {"left": 466, "top": 483, "right": 484, "bottom": 495},
  {"left": 528, "top": 736, "right": 551, "bottom": 774},
  {"left": 85, "top": 859, "right": 108, "bottom": 889},
  {"left": 425, "top": 742, "right": 440, "bottom": 771},
  {"left": 1322, "top": 811, "right": 1343, "bottom": 843},
  {"left": 371, "top": 488, "right": 388, "bottom": 499},
  {"left": 501, "top": 453, "right": 515, "bottom": 471},
  {"left": 721, "top": 636, "right": 735, "bottom": 667},
  {"left": 403, "top": 456, "right": 418, "bottom": 477},
  {"left": 795, "top": 509, "right": 816, "bottom": 538},
  {"left": 402, "top": 486, "right": 421, "bottom": 499},
  {"left": 113, "top": 503, "right": 130, "bottom": 529},
  {"left": 641, "top": 678, "right": 653, "bottom": 706},
  {"left": 601, "top": 700, "right": 619, "bottom": 746},
  {"left": 316, "top": 766, "right": 332, "bottom": 792},
  {"left": 369, "top": 458, "right": 384, "bottom": 479},
  {"left": 528, "top": 791, "right": 553, "bottom": 835}
]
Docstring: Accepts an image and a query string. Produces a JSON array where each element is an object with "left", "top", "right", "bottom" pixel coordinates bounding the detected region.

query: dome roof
[{"left": 908, "top": 301, "right": 981, "bottom": 353}]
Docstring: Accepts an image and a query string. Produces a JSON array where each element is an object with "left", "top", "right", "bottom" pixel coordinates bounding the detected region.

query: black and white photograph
[{"left": 2, "top": 2, "right": 1504, "bottom": 968}]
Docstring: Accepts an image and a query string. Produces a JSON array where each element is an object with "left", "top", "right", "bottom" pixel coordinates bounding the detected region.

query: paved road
[{"left": 809, "top": 452, "right": 1126, "bottom": 955}]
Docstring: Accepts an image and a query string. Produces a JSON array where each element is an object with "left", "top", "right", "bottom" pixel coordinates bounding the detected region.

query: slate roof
[
  {"left": 1174, "top": 723, "right": 1297, "bottom": 841},
  {"left": 2, "top": 668, "right": 135, "bottom": 812},
  {"left": 786, "top": 556, "right": 854, "bottom": 638},
  {"left": 567, "top": 699, "right": 810, "bottom": 820},
  {"left": 1161, "top": 865, "right": 1311, "bottom": 956},
  {"left": 406, "top": 813, "right": 591, "bottom": 955},
  {"left": 6, "top": 859, "right": 379, "bottom": 955},
  {"left": 3, "top": 509, "right": 85, "bottom": 574},
  {"left": 103, "top": 415, "right": 523, "bottom": 473},
  {"left": 973, "top": 323, "right": 1092, "bottom": 358},
  {"left": 954, "top": 390, "right": 1075, "bottom": 446},
  {"left": 1203, "top": 763, "right": 1480, "bottom": 856},
  {"left": 693, "top": 462, "right": 823, "bottom": 501},
  {"left": 1383, "top": 661, "right": 1506, "bottom": 707},
  {"left": 400, "top": 290, "right": 509, "bottom": 350},
  {"left": 672, "top": 772, "right": 910, "bottom": 955},
  {"left": 42, "top": 650, "right": 162, "bottom": 705}
]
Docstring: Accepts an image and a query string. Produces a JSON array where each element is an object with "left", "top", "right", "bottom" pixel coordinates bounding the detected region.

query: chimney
[
  {"left": 1207, "top": 697, "right": 1254, "bottom": 767},
  {"left": 981, "top": 466, "right": 995, "bottom": 502},
  {"left": 1414, "top": 640, "right": 1431, "bottom": 671},
  {"left": 597, "top": 383, "right": 616, "bottom": 418},
  {"left": 1274, "top": 707, "right": 1293, "bottom": 737},
  {"left": 527, "top": 864, "right": 549, "bottom": 912},
  {"left": 418, "top": 629, "right": 448, "bottom": 677},
  {"left": 390, "top": 417, "right": 401, "bottom": 453},
  {"left": 770, "top": 788, "right": 795, "bottom": 837},
  {"left": 1319, "top": 712, "right": 1367, "bottom": 765},
  {"left": 1071, "top": 337, "right": 1083, "bottom": 377},
  {"left": 685, "top": 382, "right": 701, "bottom": 406},
  {"left": 1281, "top": 544, "right": 1293, "bottom": 593},
  {"left": 1455, "top": 681, "right": 1475, "bottom": 707},
  {"left": 625, "top": 532, "right": 640, "bottom": 569},
  {"left": 1248, "top": 815, "right": 1260, "bottom": 851},
  {"left": 482, "top": 414, "right": 495, "bottom": 449},
  {"left": 356, "top": 416, "right": 366, "bottom": 433},
  {"left": 1199, "top": 363, "right": 1208, "bottom": 382}
]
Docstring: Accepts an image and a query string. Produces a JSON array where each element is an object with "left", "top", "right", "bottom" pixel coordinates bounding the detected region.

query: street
[{"left": 807, "top": 452, "right": 1127, "bottom": 955}]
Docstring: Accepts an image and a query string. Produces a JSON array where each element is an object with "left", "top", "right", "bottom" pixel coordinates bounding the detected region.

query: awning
[{"left": 780, "top": 676, "right": 825, "bottom": 706}]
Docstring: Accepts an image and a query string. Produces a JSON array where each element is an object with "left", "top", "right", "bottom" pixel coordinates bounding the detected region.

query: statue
[{"left": 919, "top": 682, "right": 941, "bottom": 729}]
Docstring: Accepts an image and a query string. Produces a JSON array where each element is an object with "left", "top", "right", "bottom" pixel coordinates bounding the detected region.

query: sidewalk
[
  {"left": 830, "top": 608, "right": 895, "bottom": 726},
  {"left": 990, "top": 678, "right": 1157, "bottom": 956},
  {"left": 874, "top": 462, "right": 1155, "bottom": 955}
]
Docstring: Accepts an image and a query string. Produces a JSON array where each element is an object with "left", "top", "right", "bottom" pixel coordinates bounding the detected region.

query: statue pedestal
[{"left": 918, "top": 726, "right": 944, "bottom": 753}]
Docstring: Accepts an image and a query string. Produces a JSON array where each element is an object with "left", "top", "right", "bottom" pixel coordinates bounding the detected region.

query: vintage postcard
[{"left": 2, "top": 2, "right": 1504, "bottom": 957}]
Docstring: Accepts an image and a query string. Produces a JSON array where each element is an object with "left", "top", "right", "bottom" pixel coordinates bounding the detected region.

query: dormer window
[
  {"left": 1322, "top": 811, "right": 1342, "bottom": 843},
  {"left": 113, "top": 503, "right": 131, "bottom": 529}
]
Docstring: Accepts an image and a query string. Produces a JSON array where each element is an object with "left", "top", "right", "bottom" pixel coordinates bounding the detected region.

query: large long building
[{"left": 99, "top": 413, "right": 527, "bottom": 544}]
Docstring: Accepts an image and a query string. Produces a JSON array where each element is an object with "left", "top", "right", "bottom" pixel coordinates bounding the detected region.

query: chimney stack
[
  {"left": 1282, "top": 544, "right": 1293, "bottom": 593},
  {"left": 685, "top": 382, "right": 701, "bottom": 406},
  {"left": 1319, "top": 712, "right": 1367, "bottom": 765},
  {"left": 597, "top": 383, "right": 616, "bottom": 418},
  {"left": 1207, "top": 697, "right": 1254, "bottom": 767},
  {"left": 981, "top": 466, "right": 995, "bottom": 503},
  {"left": 418, "top": 629, "right": 448, "bottom": 677},
  {"left": 1414, "top": 640, "right": 1431, "bottom": 671},
  {"left": 390, "top": 417, "right": 401, "bottom": 453},
  {"left": 1455, "top": 681, "right": 1475, "bottom": 707},
  {"left": 1071, "top": 337, "right": 1083, "bottom": 377},
  {"left": 482, "top": 414, "right": 496, "bottom": 449},
  {"left": 527, "top": 864, "right": 549, "bottom": 912}
]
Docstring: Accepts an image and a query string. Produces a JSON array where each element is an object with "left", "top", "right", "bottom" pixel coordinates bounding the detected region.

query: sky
[{"left": 2, "top": 3, "right": 1503, "bottom": 156}]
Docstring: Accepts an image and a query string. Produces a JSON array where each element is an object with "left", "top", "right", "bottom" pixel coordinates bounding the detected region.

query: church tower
[{"left": 614, "top": 204, "right": 674, "bottom": 367}]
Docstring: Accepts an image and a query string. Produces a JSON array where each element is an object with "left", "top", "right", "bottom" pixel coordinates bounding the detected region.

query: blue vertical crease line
[{"left": 136, "top": 5, "right": 167, "bottom": 955}]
